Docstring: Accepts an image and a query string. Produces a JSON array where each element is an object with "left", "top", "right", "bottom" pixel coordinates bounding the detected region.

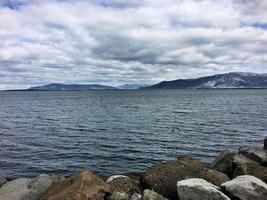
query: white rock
[
  {"left": 106, "top": 175, "right": 129, "bottom": 183},
  {"left": 0, "top": 174, "right": 53, "bottom": 200},
  {"left": 177, "top": 178, "right": 230, "bottom": 200},
  {"left": 221, "top": 175, "right": 267, "bottom": 200}
]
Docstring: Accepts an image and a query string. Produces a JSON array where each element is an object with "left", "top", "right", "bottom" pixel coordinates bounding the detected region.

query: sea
[{"left": 0, "top": 89, "right": 266, "bottom": 179}]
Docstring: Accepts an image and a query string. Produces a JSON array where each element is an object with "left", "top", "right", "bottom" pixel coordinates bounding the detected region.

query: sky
[{"left": 0, "top": 0, "right": 267, "bottom": 89}]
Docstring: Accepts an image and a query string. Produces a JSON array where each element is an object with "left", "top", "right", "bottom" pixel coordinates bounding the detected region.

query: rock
[
  {"left": 221, "top": 175, "right": 267, "bottom": 200},
  {"left": 0, "top": 178, "right": 31, "bottom": 200},
  {"left": 106, "top": 175, "right": 141, "bottom": 200},
  {"left": 200, "top": 169, "right": 230, "bottom": 186},
  {"left": 106, "top": 175, "right": 130, "bottom": 183},
  {"left": 233, "top": 162, "right": 267, "bottom": 183},
  {"left": 142, "top": 158, "right": 229, "bottom": 199},
  {"left": 239, "top": 146, "right": 267, "bottom": 166},
  {"left": 177, "top": 155, "right": 204, "bottom": 167},
  {"left": 47, "top": 173, "right": 65, "bottom": 183},
  {"left": 107, "top": 192, "right": 129, "bottom": 200},
  {"left": 211, "top": 150, "right": 237, "bottom": 177},
  {"left": 264, "top": 138, "right": 267, "bottom": 150},
  {"left": 177, "top": 178, "right": 230, "bottom": 200},
  {"left": 233, "top": 154, "right": 258, "bottom": 165},
  {"left": 0, "top": 174, "right": 53, "bottom": 200},
  {"left": 143, "top": 189, "right": 169, "bottom": 200},
  {"left": 121, "top": 172, "right": 143, "bottom": 182},
  {"left": 0, "top": 175, "right": 8, "bottom": 187},
  {"left": 129, "top": 193, "right": 142, "bottom": 200},
  {"left": 41, "top": 170, "right": 111, "bottom": 200}
]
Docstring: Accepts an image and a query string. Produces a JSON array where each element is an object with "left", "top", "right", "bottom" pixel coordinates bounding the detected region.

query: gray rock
[
  {"left": 0, "top": 176, "right": 8, "bottom": 187},
  {"left": 0, "top": 174, "right": 53, "bottom": 200},
  {"left": 143, "top": 189, "right": 169, "bottom": 200},
  {"left": 211, "top": 150, "right": 237, "bottom": 177},
  {"left": 221, "top": 175, "right": 267, "bottom": 200},
  {"left": 177, "top": 178, "right": 230, "bottom": 200},
  {"left": 239, "top": 146, "right": 267, "bottom": 165},
  {"left": 233, "top": 154, "right": 258, "bottom": 165}
]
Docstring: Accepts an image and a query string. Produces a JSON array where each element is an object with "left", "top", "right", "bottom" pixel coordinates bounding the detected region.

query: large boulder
[
  {"left": 0, "top": 174, "right": 53, "bottom": 200},
  {"left": 143, "top": 189, "right": 169, "bottom": 200},
  {"left": 106, "top": 175, "right": 142, "bottom": 200},
  {"left": 0, "top": 175, "right": 8, "bottom": 187},
  {"left": 239, "top": 146, "right": 267, "bottom": 166},
  {"left": 233, "top": 162, "right": 267, "bottom": 183},
  {"left": 142, "top": 158, "right": 229, "bottom": 199},
  {"left": 177, "top": 178, "right": 230, "bottom": 200},
  {"left": 41, "top": 170, "right": 111, "bottom": 200},
  {"left": 211, "top": 150, "right": 237, "bottom": 177},
  {"left": 221, "top": 175, "right": 267, "bottom": 200}
]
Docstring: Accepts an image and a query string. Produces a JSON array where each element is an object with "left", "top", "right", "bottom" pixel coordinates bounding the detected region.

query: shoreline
[{"left": 1, "top": 139, "right": 267, "bottom": 200}]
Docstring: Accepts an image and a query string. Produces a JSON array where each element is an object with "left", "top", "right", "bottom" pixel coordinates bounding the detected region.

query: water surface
[{"left": 0, "top": 89, "right": 266, "bottom": 179}]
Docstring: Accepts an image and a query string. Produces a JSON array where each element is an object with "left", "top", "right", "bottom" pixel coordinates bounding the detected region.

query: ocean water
[{"left": 0, "top": 89, "right": 266, "bottom": 179}]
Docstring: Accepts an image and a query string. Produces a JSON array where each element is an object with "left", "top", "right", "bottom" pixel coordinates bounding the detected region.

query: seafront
[{"left": 1, "top": 139, "right": 267, "bottom": 200}]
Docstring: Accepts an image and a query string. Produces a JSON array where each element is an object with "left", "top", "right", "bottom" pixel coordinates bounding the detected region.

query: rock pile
[{"left": 0, "top": 140, "right": 267, "bottom": 200}]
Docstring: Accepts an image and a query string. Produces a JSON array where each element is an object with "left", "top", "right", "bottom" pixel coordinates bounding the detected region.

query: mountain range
[
  {"left": 29, "top": 83, "right": 117, "bottom": 91},
  {"left": 143, "top": 72, "right": 267, "bottom": 89},
  {"left": 27, "top": 72, "right": 267, "bottom": 91}
]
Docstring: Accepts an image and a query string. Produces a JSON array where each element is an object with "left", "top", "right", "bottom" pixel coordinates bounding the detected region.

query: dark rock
[
  {"left": 106, "top": 175, "right": 142, "bottom": 200},
  {"left": 121, "top": 172, "right": 143, "bottom": 182},
  {"left": 200, "top": 169, "right": 230, "bottom": 186},
  {"left": 41, "top": 170, "right": 111, "bottom": 200},
  {"left": 239, "top": 146, "right": 267, "bottom": 166},
  {"left": 264, "top": 138, "right": 267, "bottom": 150},
  {"left": 211, "top": 150, "right": 237, "bottom": 177},
  {"left": 233, "top": 162, "right": 267, "bottom": 183},
  {"left": 221, "top": 175, "right": 267, "bottom": 200},
  {"left": 142, "top": 158, "right": 229, "bottom": 200}
]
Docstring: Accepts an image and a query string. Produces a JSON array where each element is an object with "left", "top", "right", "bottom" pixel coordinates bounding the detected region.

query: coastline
[{"left": 1, "top": 139, "right": 267, "bottom": 200}]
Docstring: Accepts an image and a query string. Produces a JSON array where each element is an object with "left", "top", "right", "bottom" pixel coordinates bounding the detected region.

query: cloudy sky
[{"left": 0, "top": 0, "right": 267, "bottom": 89}]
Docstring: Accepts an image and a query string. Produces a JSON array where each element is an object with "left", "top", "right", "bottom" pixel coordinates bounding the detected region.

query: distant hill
[
  {"left": 143, "top": 72, "right": 267, "bottom": 89},
  {"left": 28, "top": 83, "right": 117, "bottom": 91},
  {"left": 118, "top": 83, "right": 150, "bottom": 89}
]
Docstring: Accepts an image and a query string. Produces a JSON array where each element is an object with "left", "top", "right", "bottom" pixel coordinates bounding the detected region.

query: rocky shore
[{"left": 1, "top": 139, "right": 267, "bottom": 200}]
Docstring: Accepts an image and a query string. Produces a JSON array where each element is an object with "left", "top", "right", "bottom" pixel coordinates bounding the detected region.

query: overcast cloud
[{"left": 0, "top": 0, "right": 267, "bottom": 89}]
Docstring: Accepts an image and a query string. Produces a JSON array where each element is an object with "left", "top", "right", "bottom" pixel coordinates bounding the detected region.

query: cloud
[{"left": 0, "top": 0, "right": 266, "bottom": 89}]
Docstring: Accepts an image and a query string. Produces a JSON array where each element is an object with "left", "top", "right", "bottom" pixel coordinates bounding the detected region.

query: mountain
[
  {"left": 118, "top": 83, "right": 151, "bottom": 89},
  {"left": 28, "top": 83, "right": 117, "bottom": 91},
  {"left": 143, "top": 72, "right": 267, "bottom": 89}
]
